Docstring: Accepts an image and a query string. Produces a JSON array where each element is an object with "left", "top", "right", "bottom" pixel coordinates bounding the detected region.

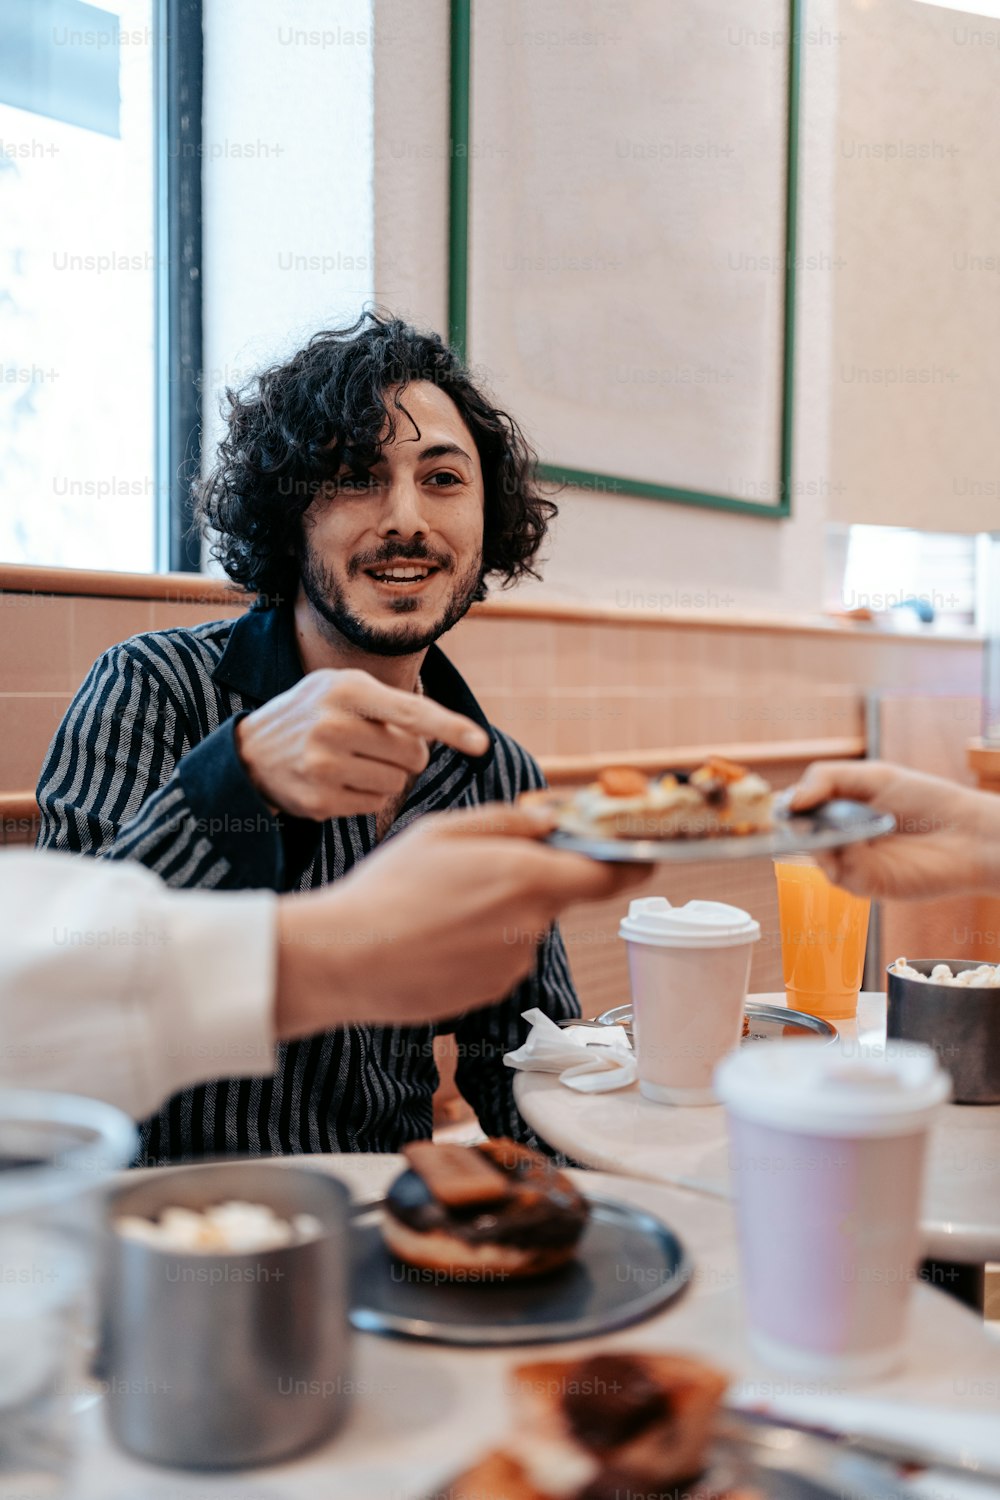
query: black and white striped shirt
[{"left": 36, "top": 604, "right": 579, "bottom": 1164}]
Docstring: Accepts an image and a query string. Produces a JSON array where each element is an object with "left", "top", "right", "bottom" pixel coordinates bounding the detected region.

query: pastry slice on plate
[
  {"left": 440, "top": 1350, "right": 760, "bottom": 1498},
  {"left": 523, "top": 759, "right": 774, "bottom": 841}
]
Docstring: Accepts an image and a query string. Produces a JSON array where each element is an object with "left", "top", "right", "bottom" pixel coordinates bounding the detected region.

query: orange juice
[{"left": 773, "top": 857, "right": 870, "bottom": 1020}]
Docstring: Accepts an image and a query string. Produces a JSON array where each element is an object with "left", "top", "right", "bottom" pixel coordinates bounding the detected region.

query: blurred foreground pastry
[
  {"left": 382, "top": 1138, "right": 589, "bottom": 1279},
  {"left": 442, "top": 1351, "right": 756, "bottom": 1498},
  {"left": 524, "top": 759, "right": 774, "bottom": 841}
]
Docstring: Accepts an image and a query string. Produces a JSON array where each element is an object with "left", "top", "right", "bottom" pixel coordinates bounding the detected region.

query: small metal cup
[
  {"left": 102, "top": 1163, "right": 352, "bottom": 1468},
  {"left": 887, "top": 959, "right": 1000, "bottom": 1104}
]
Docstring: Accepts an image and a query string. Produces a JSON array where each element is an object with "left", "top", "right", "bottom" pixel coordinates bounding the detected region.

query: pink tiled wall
[{"left": 0, "top": 581, "right": 988, "bottom": 1014}]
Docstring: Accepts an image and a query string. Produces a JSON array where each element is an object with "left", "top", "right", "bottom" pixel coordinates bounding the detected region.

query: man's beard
[{"left": 299, "top": 538, "right": 484, "bottom": 657}]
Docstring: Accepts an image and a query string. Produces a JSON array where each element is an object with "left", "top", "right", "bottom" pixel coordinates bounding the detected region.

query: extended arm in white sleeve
[{"left": 0, "top": 851, "right": 277, "bottom": 1118}]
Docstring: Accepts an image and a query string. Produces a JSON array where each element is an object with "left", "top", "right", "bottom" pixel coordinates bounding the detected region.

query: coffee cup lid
[
  {"left": 618, "top": 896, "right": 760, "bottom": 950},
  {"left": 714, "top": 1039, "right": 951, "bottom": 1136}
]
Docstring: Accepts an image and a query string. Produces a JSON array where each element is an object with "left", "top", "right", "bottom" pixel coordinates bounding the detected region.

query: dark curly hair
[{"left": 195, "top": 310, "right": 557, "bottom": 604}]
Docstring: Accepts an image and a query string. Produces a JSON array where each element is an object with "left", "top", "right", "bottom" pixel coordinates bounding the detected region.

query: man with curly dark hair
[{"left": 36, "top": 312, "right": 584, "bottom": 1164}]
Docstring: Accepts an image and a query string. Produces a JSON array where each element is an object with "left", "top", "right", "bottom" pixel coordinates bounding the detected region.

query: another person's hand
[
  {"left": 234, "top": 669, "right": 490, "bottom": 820},
  {"left": 275, "top": 803, "right": 648, "bottom": 1035},
  {"left": 790, "top": 760, "right": 1000, "bottom": 900}
]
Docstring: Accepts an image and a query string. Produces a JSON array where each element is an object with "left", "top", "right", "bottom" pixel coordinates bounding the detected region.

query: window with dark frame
[
  {"left": 0, "top": 0, "right": 203, "bottom": 576},
  {"left": 156, "top": 0, "right": 203, "bottom": 574}
]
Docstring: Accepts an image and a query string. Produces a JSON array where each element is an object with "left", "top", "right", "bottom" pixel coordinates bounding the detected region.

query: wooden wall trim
[
  {"left": 0, "top": 793, "right": 40, "bottom": 822},
  {"left": 478, "top": 597, "right": 978, "bottom": 641},
  {"left": 968, "top": 739, "right": 1000, "bottom": 793},
  {"left": 537, "top": 737, "right": 866, "bottom": 785},
  {"left": 0, "top": 563, "right": 981, "bottom": 645},
  {"left": 0, "top": 564, "right": 247, "bottom": 606}
]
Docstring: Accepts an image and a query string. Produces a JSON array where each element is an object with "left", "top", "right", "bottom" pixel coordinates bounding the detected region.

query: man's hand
[
  {"left": 274, "top": 803, "right": 649, "bottom": 1035},
  {"left": 790, "top": 760, "right": 1000, "bottom": 901},
  {"left": 234, "top": 669, "right": 490, "bottom": 820}
]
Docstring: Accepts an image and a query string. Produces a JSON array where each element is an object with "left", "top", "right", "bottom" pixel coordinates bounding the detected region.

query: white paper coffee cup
[
  {"left": 619, "top": 897, "right": 760, "bottom": 1106},
  {"left": 715, "top": 1040, "right": 950, "bottom": 1381}
]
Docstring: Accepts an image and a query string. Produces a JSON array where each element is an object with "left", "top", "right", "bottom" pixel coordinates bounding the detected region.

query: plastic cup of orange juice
[{"left": 773, "top": 855, "right": 870, "bottom": 1021}]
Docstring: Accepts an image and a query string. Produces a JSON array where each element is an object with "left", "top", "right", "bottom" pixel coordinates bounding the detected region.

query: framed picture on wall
[{"left": 449, "top": 0, "right": 801, "bottom": 517}]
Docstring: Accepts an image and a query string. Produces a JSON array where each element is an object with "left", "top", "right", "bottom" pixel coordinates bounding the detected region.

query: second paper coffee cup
[
  {"left": 716, "top": 1040, "right": 950, "bottom": 1381},
  {"left": 619, "top": 896, "right": 760, "bottom": 1105}
]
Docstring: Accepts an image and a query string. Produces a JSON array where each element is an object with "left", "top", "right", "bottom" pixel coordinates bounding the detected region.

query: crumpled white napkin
[{"left": 503, "top": 1008, "right": 637, "bottom": 1093}]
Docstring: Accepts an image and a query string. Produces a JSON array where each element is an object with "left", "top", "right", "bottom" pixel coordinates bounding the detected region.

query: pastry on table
[
  {"left": 381, "top": 1138, "right": 589, "bottom": 1279},
  {"left": 441, "top": 1350, "right": 760, "bottom": 1498},
  {"left": 523, "top": 759, "right": 774, "bottom": 841}
]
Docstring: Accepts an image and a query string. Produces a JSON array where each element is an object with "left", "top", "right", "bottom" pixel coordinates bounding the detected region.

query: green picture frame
[{"left": 447, "top": 0, "right": 802, "bottom": 520}]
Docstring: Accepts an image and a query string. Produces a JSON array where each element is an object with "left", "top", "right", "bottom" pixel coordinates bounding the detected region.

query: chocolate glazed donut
[{"left": 382, "top": 1139, "right": 590, "bottom": 1279}]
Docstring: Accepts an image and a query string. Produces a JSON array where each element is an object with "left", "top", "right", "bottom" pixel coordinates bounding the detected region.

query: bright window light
[
  {"left": 0, "top": 1, "right": 155, "bottom": 571},
  {"left": 842, "top": 525, "right": 979, "bottom": 626}
]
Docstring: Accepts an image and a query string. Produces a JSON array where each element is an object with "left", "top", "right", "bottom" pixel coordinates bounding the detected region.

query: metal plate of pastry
[
  {"left": 546, "top": 798, "right": 896, "bottom": 864},
  {"left": 427, "top": 1415, "right": 919, "bottom": 1500},
  {"left": 589, "top": 1000, "right": 838, "bottom": 1045},
  {"left": 349, "top": 1195, "right": 691, "bottom": 1345},
  {"left": 427, "top": 1450, "right": 914, "bottom": 1500}
]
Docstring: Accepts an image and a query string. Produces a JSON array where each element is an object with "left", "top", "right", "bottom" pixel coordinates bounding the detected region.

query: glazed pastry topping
[
  {"left": 563, "top": 1355, "right": 672, "bottom": 1453},
  {"left": 386, "top": 1139, "right": 589, "bottom": 1251},
  {"left": 596, "top": 767, "right": 648, "bottom": 798},
  {"left": 523, "top": 759, "right": 774, "bottom": 841},
  {"left": 403, "top": 1141, "right": 516, "bottom": 1209}
]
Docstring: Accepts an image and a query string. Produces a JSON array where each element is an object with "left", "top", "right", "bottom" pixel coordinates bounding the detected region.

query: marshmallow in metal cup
[
  {"left": 715, "top": 1040, "right": 950, "bottom": 1383},
  {"left": 618, "top": 896, "right": 760, "bottom": 1106}
]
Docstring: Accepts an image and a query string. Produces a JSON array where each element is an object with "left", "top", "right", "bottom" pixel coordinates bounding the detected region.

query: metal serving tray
[
  {"left": 546, "top": 797, "right": 895, "bottom": 864},
  {"left": 350, "top": 1192, "right": 691, "bottom": 1346},
  {"left": 590, "top": 1000, "right": 838, "bottom": 1045}
]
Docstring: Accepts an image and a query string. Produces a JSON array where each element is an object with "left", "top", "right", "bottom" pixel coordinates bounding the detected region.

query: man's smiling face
[{"left": 298, "top": 380, "right": 486, "bottom": 656}]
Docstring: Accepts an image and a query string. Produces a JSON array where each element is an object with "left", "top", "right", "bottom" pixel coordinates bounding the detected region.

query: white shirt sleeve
[{"left": 0, "top": 851, "right": 277, "bottom": 1119}]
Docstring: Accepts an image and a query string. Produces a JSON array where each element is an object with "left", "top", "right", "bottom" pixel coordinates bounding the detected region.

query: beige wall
[
  {"left": 373, "top": 0, "right": 838, "bottom": 613},
  {"left": 467, "top": 0, "right": 789, "bottom": 505},
  {"left": 830, "top": 0, "right": 1000, "bottom": 534},
  {"left": 375, "top": 0, "right": 1000, "bottom": 616}
]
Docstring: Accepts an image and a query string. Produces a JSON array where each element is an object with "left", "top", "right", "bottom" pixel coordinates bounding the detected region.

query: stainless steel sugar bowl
[
  {"left": 887, "top": 959, "right": 1000, "bottom": 1104},
  {"left": 102, "top": 1162, "right": 352, "bottom": 1468}
]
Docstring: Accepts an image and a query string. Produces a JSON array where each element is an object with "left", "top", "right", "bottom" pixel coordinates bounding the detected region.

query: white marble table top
[
  {"left": 514, "top": 993, "right": 1000, "bottom": 1266},
  {"left": 72, "top": 1154, "right": 1000, "bottom": 1498}
]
